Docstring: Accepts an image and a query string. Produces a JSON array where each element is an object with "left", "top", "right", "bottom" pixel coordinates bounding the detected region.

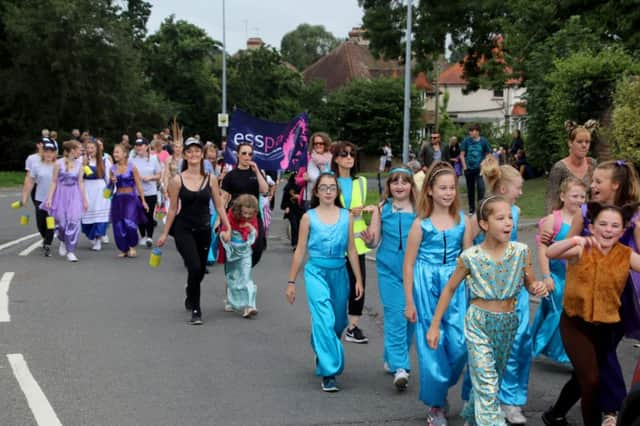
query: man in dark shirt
[{"left": 460, "top": 124, "right": 491, "bottom": 214}]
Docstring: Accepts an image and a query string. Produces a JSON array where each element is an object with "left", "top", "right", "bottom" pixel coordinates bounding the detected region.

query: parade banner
[{"left": 225, "top": 110, "right": 308, "bottom": 171}]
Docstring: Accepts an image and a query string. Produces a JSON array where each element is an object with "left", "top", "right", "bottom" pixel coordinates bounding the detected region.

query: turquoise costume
[
  {"left": 530, "top": 219, "right": 570, "bottom": 363},
  {"left": 376, "top": 201, "right": 416, "bottom": 374},
  {"left": 304, "top": 208, "right": 350, "bottom": 377},
  {"left": 468, "top": 205, "right": 531, "bottom": 406},
  {"left": 414, "top": 211, "right": 467, "bottom": 407},
  {"left": 222, "top": 229, "right": 257, "bottom": 311},
  {"left": 459, "top": 242, "right": 529, "bottom": 426}
]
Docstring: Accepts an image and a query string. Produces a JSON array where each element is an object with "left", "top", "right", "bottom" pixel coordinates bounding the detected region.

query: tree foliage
[
  {"left": 611, "top": 77, "right": 640, "bottom": 166},
  {"left": 280, "top": 23, "right": 340, "bottom": 71},
  {"left": 315, "top": 78, "right": 422, "bottom": 155}
]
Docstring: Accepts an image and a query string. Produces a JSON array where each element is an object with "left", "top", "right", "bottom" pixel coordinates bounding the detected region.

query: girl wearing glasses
[
  {"left": 286, "top": 172, "right": 363, "bottom": 392},
  {"left": 221, "top": 142, "right": 269, "bottom": 266},
  {"left": 331, "top": 141, "right": 370, "bottom": 344},
  {"left": 296, "top": 132, "right": 332, "bottom": 211}
]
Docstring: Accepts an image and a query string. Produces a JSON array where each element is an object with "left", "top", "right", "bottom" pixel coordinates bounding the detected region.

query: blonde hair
[
  {"left": 62, "top": 140, "right": 80, "bottom": 157},
  {"left": 381, "top": 166, "right": 416, "bottom": 207},
  {"left": 231, "top": 194, "right": 259, "bottom": 219},
  {"left": 481, "top": 155, "right": 521, "bottom": 195},
  {"left": 416, "top": 161, "right": 460, "bottom": 221},
  {"left": 553, "top": 176, "right": 587, "bottom": 211}
]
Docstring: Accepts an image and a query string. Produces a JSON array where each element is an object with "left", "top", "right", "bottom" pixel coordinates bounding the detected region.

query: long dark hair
[
  {"left": 180, "top": 145, "right": 205, "bottom": 176},
  {"left": 330, "top": 141, "right": 357, "bottom": 179},
  {"left": 310, "top": 172, "right": 342, "bottom": 208}
]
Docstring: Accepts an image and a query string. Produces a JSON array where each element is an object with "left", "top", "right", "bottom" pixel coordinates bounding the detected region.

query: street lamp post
[
  {"left": 402, "top": 0, "right": 413, "bottom": 164},
  {"left": 221, "top": 0, "right": 227, "bottom": 138}
]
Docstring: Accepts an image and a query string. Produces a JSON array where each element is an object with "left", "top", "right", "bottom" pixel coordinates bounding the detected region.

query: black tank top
[{"left": 176, "top": 174, "right": 212, "bottom": 229}]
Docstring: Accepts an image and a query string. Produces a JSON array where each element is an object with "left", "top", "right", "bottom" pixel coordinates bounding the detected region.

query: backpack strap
[{"left": 552, "top": 209, "right": 563, "bottom": 238}]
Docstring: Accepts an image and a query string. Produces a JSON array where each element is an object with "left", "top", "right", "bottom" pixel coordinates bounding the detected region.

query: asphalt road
[{"left": 1, "top": 187, "right": 638, "bottom": 426}]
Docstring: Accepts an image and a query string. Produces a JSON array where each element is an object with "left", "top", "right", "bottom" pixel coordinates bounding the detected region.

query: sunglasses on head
[{"left": 338, "top": 151, "right": 354, "bottom": 158}]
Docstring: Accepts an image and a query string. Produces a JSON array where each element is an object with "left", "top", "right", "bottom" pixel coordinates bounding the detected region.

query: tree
[
  {"left": 611, "top": 77, "right": 640, "bottom": 166},
  {"left": 144, "top": 16, "right": 222, "bottom": 139},
  {"left": 316, "top": 78, "right": 422, "bottom": 155},
  {"left": 122, "top": 0, "right": 151, "bottom": 46},
  {"left": 280, "top": 24, "right": 340, "bottom": 71},
  {"left": 227, "top": 46, "right": 323, "bottom": 122}
]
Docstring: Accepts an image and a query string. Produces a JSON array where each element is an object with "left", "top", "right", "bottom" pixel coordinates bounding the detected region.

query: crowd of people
[{"left": 17, "top": 122, "right": 640, "bottom": 426}]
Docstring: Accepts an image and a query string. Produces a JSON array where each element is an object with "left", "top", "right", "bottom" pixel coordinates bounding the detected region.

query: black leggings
[
  {"left": 33, "top": 200, "right": 54, "bottom": 246},
  {"left": 552, "top": 312, "right": 618, "bottom": 426},
  {"left": 174, "top": 222, "right": 211, "bottom": 312},
  {"left": 138, "top": 195, "right": 157, "bottom": 238},
  {"left": 346, "top": 253, "right": 367, "bottom": 316}
]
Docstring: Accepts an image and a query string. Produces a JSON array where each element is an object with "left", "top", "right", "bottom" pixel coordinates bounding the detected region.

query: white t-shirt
[
  {"left": 130, "top": 154, "right": 162, "bottom": 196},
  {"left": 30, "top": 161, "right": 54, "bottom": 202},
  {"left": 25, "top": 153, "right": 41, "bottom": 172}
]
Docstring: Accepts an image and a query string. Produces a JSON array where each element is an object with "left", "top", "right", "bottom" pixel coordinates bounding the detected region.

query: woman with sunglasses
[
  {"left": 296, "top": 132, "right": 333, "bottom": 211},
  {"left": 221, "top": 142, "right": 269, "bottom": 266},
  {"left": 331, "top": 141, "right": 371, "bottom": 344}
]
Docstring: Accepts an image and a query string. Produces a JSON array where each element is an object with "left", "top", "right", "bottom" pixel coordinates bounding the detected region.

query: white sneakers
[
  {"left": 58, "top": 243, "right": 67, "bottom": 257},
  {"left": 601, "top": 414, "right": 617, "bottom": 426},
  {"left": 101, "top": 235, "right": 109, "bottom": 244},
  {"left": 66, "top": 252, "right": 78, "bottom": 262},
  {"left": 502, "top": 404, "right": 526, "bottom": 424},
  {"left": 91, "top": 239, "right": 102, "bottom": 251},
  {"left": 393, "top": 368, "right": 409, "bottom": 390}
]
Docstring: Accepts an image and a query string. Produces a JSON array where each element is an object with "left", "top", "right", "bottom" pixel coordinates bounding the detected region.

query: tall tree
[
  {"left": 123, "top": 0, "right": 151, "bottom": 46},
  {"left": 280, "top": 23, "right": 340, "bottom": 71}
]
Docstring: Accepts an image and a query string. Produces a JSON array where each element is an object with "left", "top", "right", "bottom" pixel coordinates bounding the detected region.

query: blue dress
[
  {"left": 222, "top": 229, "right": 257, "bottom": 310},
  {"left": 413, "top": 211, "right": 467, "bottom": 407},
  {"left": 376, "top": 201, "right": 416, "bottom": 373},
  {"left": 530, "top": 220, "right": 570, "bottom": 363},
  {"left": 304, "top": 208, "right": 350, "bottom": 377}
]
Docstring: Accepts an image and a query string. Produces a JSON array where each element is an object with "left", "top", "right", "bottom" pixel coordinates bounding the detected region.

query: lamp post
[
  {"left": 401, "top": 0, "right": 413, "bottom": 164},
  {"left": 221, "top": 0, "right": 227, "bottom": 138}
]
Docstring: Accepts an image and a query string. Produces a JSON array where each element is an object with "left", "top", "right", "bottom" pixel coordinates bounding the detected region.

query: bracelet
[{"left": 287, "top": 280, "right": 295, "bottom": 285}]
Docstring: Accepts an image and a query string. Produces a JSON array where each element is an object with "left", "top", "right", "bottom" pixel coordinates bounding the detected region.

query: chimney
[{"left": 246, "top": 37, "right": 264, "bottom": 50}]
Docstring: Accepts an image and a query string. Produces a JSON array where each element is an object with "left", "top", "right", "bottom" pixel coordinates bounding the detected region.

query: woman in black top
[
  {"left": 158, "top": 138, "right": 230, "bottom": 325},
  {"left": 221, "top": 142, "right": 269, "bottom": 266}
]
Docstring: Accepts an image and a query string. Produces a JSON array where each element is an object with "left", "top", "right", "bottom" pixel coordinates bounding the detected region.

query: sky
[{"left": 146, "top": 0, "right": 364, "bottom": 54}]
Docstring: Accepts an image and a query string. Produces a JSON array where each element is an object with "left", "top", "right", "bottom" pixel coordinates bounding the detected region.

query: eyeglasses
[
  {"left": 338, "top": 151, "right": 354, "bottom": 158},
  {"left": 431, "top": 136, "right": 440, "bottom": 139},
  {"left": 318, "top": 184, "right": 338, "bottom": 193},
  {"left": 239, "top": 151, "right": 253, "bottom": 157}
]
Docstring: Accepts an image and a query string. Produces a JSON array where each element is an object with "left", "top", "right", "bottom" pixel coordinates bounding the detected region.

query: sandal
[{"left": 127, "top": 248, "right": 137, "bottom": 258}]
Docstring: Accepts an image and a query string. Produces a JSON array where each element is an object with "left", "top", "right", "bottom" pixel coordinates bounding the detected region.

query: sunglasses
[
  {"left": 337, "top": 151, "right": 354, "bottom": 158},
  {"left": 313, "top": 142, "right": 325, "bottom": 146},
  {"left": 239, "top": 151, "right": 253, "bottom": 157}
]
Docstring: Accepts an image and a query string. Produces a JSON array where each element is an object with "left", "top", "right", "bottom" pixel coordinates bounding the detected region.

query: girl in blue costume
[
  {"left": 361, "top": 166, "right": 417, "bottom": 391},
  {"left": 286, "top": 172, "right": 363, "bottom": 392},
  {"left": 403, "top": 161, "right": 472, "bottom": 425},
  {"left": 427, "top": 196, "right": 549, "bottom": 426},
  {"left": 531, "top": 177, "right": 586, "bottom": 364},
  {"left": 465, "top": 156, "right": 529, "bottom": 424},
  {"left": 543, "top": 159, "right": 640, "bottom": 426}
]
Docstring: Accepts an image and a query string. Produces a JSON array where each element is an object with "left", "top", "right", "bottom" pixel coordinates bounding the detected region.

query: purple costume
[
  {"left": 43, "top": 159, "right": 84, "bottom": 253},
  {"left": 110, "top": 164, "right": 147, "bottom": 253}
]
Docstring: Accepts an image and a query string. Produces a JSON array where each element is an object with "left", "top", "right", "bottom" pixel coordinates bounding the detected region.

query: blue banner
[{"left": 225, "top": 110, "right": 309, "bottom": 171}]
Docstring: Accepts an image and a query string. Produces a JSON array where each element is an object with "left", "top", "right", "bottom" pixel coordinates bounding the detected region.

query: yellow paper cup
[
  {"left": 84, "top": 165, "right": 93, "bottom": 176},
  {"left": 11, "top": 200, "right": 22, "bottom": 209},
  {"left": 46, "top": 216, "right": 55, "bottom": 230},
  {"left": 149, "top": 248, "right": 162, "bottom": 268},
  {"left": 19, "top": 214, "right": 30, "bottom": 226},
  {"left": 103, "top": 188, "right": 112, "bottom": 199}
]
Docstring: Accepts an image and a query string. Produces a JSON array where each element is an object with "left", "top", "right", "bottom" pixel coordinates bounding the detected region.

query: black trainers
[
  {"left": 321, "top": 376, "right": 339, "bottom": 392},
  {"left": 43, "top": 245, "right": 51, "bottom": 257},
  {"left": 541, "top": 407, "right": 568, "bottom": 426},
  {"left": 190, "top": 309, "right": 203, "bottom": 325},
  {"left": 345, "top": 326, "right": 369, "bottom": 343}
]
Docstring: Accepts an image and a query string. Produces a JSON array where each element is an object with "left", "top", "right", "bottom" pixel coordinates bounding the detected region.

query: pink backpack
[{"left": 536, "top": 210, "right": 563, "bottom": 244}]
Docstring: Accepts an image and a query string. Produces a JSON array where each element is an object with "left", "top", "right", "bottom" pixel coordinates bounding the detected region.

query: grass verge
[{"left": 0, "top": 171, "right": 24, "bottom": 188}]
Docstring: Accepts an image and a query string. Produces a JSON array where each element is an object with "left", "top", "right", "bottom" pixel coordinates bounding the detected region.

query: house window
[{"left": 493, "top": 89, "right": 504, "bottom": 98}]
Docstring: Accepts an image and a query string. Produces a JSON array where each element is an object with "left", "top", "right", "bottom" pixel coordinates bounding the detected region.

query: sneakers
[
  {"left": 91, "top": 239, "right": 102, "bottom": 251},
  {"left": 383, "top": 362, "right": 393, "bottom": 374},
  {"left": 101, "top": 235, "right": 109, "bottom": 244},
  {"left": 66, "top": 252, "right": 78, "bottom": 262},
  {"left": 189, "top": 309, "right": 203, "bottom": 325},
  {"left": 601, "top": 414, "right": 617, "bottom": 426},
  {"left": 393, "top": 368, "right": 409, "bottom": 390},
  {"left": 427, "top": 407, "right": 448, "bottom": 426},
  {"left": 541, "top": 407, "right": 568, "bottom": 426},
  {"left": 43, "top": 245, "right": 51, "bottom": 257},
  {"left": 58, "top": 243, "right": 67, "bottom": 257},
  {"left": 502, "top": 404, "right": 526, "bottom": 424},
  {"left": 139, "top": 238, "right": 148, "bottom": 247},
  {"left": 242, "top": 307, "right": 258, "bottom": 318},
  {"left": 321, "top": 376, "right": 339, "bottom": 392},
  {"left": 345, "top": 326, "right": 369, "bottom": 343},
  {"left": 145, "top": 237, "right": 153, "bottom": 248}
]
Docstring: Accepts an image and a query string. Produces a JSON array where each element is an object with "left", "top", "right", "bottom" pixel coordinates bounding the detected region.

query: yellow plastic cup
[
  {"left": 19, "top": 214, "right": 30, "bottom": 225},
  {"left": 84, "top": 165, "right": 93, "bottom": 176},
  {"left": 11, "top": 200, "right": 22, "bottom": 209},
  {"left": 149, "top": 248, "right": 162, "bottom": 268},
  {"left": 103, "top": 188, "right": 112, "bottom": 199},
  {"left": 155, "top": 211, "right": 165, "bottom": 221},
  {"left": 46, "top": 216, "right": 55, "bottom": 230}
]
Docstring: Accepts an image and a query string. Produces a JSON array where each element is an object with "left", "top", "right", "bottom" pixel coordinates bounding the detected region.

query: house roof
[
  {"left": 303, "top": 40, "right": 431, "bottom": 92},
  {"left": 438, "top": 61, "right": 521, "bottom": 86},
  {"left": 512, "top": 103, "right": 527, "bottom": 116}
]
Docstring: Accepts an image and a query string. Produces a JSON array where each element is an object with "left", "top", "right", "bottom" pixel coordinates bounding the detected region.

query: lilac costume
[
  {"left": 43, "top": 159, "right": 84, "bottom": 253},
  {"left": 110, "top": 164, "right": 147, "bottom": 253}
]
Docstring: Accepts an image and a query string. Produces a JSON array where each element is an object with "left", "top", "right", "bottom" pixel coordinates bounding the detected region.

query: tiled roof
[
  {"left": 512, "top": 103, "right": 527, "bottom": 116},
  {"left": 438, "top": 63, "right": 467, "bottom": 85}
]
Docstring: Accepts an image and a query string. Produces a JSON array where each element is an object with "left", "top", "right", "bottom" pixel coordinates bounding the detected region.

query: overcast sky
[{"left": 147, "top": 0, "right": 364, "bottom": 54}]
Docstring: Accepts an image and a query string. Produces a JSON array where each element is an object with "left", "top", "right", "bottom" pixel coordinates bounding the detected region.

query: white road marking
[
  {"left": 0, "top": 233, "right": 39, "bottom": 252},
  {"left": 7, "top": 353, "right": 63, "bottom": 426},
  {"left": 19, "top": 240, "right": 42, "bottom": 256},
  {"left": 0, "top": 272, "right": 14, "bottom": 322}
]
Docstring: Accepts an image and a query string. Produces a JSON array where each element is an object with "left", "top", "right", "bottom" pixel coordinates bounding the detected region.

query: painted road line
[
  {"left": 7, "top": 353, "right": 63, "bottom": 426},
  {"left": 19, "top": 240, "right": 43, "bottom": 256},
  {"left": 0, "top": 233, "right": 39, "bottom": 252},
  {"left": 0, "top": 272, "right": 14, "bottom": 322}
]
